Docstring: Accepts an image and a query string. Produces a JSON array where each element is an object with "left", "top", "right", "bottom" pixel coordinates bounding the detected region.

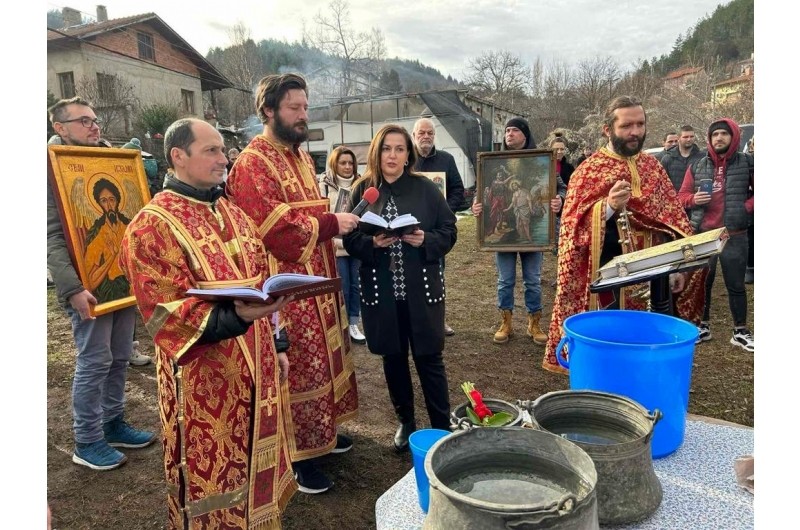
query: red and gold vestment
[
  {"left": 120, "top": 190, "right": 295, "bottom": 529},
  {"left": 226, "top": 135, "right": 358, "bottom": 461},
  {"left": 543, "top": 148, "right": 706, "bottom": 374}
]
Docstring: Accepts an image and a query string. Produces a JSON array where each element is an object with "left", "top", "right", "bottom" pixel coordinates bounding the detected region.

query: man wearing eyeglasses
[{"left": 47, "top": 97, "right": 156, "bottom": 471}]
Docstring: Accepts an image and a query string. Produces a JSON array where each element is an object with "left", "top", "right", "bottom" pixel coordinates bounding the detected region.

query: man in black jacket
[
  {"left": 659, "top": 125, "right": 703, "bottom": 191},
  {"left": 412, "top": 117, "right": 466, "bottom": 336},
  {"left": 471, "top": 117, "right": 565, "bottom": 346},
  {"left": 654, "top": 131, "right": 679, "bottom": 162},
  {"left": 678, "top": 119, "right": 754, "bottom": 352}
]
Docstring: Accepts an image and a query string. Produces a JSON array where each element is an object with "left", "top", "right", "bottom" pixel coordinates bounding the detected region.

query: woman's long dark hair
[{"left": 357, "top": 124, "right": 421, "bottom": 189}]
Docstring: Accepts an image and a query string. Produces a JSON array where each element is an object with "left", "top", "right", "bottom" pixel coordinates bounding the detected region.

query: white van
[{"left": 304, "top": 118, "right": 477, "bottom": 189}]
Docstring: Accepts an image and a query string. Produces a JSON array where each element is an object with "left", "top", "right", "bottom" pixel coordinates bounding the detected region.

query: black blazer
[{"left": 343, "top": 172, "right": 457, "bottom": 356}]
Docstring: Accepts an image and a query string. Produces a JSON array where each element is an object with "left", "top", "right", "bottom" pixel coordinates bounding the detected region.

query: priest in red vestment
[
  {"left": 120, "top": 119, "right": 296, "bottom": 529},
  {"left": 543, "top": 96, "right": 705, "bottom": 374},
  {"left": 226, "top": 73, "right": 360, "bottom": 494}
]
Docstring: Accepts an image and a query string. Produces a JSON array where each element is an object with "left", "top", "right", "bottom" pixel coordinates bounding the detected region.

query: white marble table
[{"left": 375, "top": 418, "right": 753, "bottom": 530}]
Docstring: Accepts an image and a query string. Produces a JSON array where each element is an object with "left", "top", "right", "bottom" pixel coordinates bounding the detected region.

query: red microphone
[{"left": 351, "top": 186, "right": 379, "bottom": 216}]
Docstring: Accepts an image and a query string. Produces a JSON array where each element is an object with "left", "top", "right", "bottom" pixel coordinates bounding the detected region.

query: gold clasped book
[{"left": 598, "top": 227, "right": 729, "bottom": 280}]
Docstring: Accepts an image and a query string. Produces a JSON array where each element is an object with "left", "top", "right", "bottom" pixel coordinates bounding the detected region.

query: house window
[
  {"left": 181, "top": 90, "right": 195, "bottom": 115},
  {"left": 96, "top": 73, "right": 116, "bottom": 102},
  {"left": 137, "top": 32, "right": 155, "bottom": 61},
  {"left": 58, "top": 72, "right": 75, "bottom": 98}
]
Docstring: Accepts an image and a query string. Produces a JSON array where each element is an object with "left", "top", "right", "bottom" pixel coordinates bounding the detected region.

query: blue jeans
[
  {"left": 337, "top": 256, "right": 361, "bottom": 325},
  {"left": 495, "top": 251, "right": 543, "bottom": 314},
  {"left": 702, "top": 232, "right": 749, "bottom": 327},
  {"left": 67, "top": 305, "right": 136, "bottom": 444}
]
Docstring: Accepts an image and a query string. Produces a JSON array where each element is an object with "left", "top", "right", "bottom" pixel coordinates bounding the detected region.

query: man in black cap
[
  {"left": 472, "top": 117, "right": 565, "bottom": 346},
  {"left": 678, "top": 118, "right": 754, "bottom": 352}
]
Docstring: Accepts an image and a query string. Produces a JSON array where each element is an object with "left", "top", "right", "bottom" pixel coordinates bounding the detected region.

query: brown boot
[
  {"left": 527, "top": 311, "right": 548, "bottom": 345},
  {"left": 493, "top": 309, "right": 513, "bottom": 344}
]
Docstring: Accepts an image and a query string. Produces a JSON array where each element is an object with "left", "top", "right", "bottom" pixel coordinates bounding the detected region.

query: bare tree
[
  {"left": 304, "top": 0, "right": 386, "bottom": 98},
  {"left": 524, "top": 59, "right": 582, "bottom": 139},
  {"left": 529, "top": 58, "right": 544, "bottom": 100},
  {"left": 572, "top": 57, "right": 621, "bottom": 115},
  {"left": 645, "top": 67, "right": 720, "bottom": 148},
  {"left": 225, "top": 23, "right": 263, "bottom": 125},
  {"left": 75, "top": 73, "right": 138, "bottom": 137},
  {"left": 616, "top": 60, "right": 663, "bottom": 105},
  {"left": 463, "top": 50, "right": 530, "bottom": 110}
]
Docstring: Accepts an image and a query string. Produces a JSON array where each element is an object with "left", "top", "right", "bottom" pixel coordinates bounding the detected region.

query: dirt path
[{"left": 47, "top": 215, "right": 754, "bottom": 529}]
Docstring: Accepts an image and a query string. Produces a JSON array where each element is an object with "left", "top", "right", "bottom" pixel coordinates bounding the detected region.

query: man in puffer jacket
[{"left": 678, "top": 118, "right": 754, "bottom": 353}]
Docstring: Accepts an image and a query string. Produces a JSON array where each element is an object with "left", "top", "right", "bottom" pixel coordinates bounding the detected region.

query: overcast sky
[{"left": 48, "top": 0, "right": 733, "bottom": 79}]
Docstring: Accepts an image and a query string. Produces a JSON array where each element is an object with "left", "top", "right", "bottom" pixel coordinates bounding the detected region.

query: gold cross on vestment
[
  {"left": 265, "top": 386, "right": 278, "bottom": 416},
  {"left": 195, "top": 226, "right": 222, "bottom": 257},
  {"left": 279, "top": 170, "right": 302, "bottom": 196},
  {"left": 320, "top": 296, "right": 335, "bottom": 319}
]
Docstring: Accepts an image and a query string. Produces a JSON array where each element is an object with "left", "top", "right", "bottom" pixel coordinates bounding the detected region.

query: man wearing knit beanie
[
  {"left": 472, "top": 116, "right": 566, "bottom": 346},
  {"left": 708, "top": 121, "right": 733, "bottom": 137},
  {"left": 503, "top": 118, "right": 536, "bottom": 150},
  {"left": 678, "top": 118, "right": 754, "bottom": 352}
]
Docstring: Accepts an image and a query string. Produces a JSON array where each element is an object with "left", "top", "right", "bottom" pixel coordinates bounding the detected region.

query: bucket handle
[
  {"left": 649, "top": 409, "right": 663, "bottom": 426},
  {"left": 450, "top": 417, "right": 475, "bottom": 431},
  {"left": 514, "top": 400, "right": 537, "bottom": 429},
  {"left": 502, "top": 494, "right": 577, "bottom": 529},
  {"left": 555, "top": 335, "right": 572, "bottom": 369},
  {"left": 642, "top": 409, "right": 663, "bottom": 444}
]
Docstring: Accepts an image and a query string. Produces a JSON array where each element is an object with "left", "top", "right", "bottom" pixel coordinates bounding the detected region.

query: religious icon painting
[
  {"left": 475, "top": 149, "right": 557, "bottom": 252},
  {"left": 47, "top": 145, "right": 151, "bottom": 315},
  {"left": 417, "top": 171, "right": 447, "bottom": 197}
]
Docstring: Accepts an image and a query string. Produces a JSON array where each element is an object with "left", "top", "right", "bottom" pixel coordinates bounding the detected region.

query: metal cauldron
[
  {"left": 521, "top": 390, "right": 663, "bottom": 525},
  {"left": 450, "top": 398, "right": 523, "bottom": 430},
  {"left": 423, "top": 426, "right": 599, "bottom": 530}
]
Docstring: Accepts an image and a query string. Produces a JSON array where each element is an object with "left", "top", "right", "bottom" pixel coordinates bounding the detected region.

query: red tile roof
[{"left": 664, "top": 66, "right": 704, "bottom": 80}]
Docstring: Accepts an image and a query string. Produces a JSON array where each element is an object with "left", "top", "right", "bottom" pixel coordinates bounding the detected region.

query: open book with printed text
[
  {"left": 358, "top": 211, "right": 420, "bottom": 237},
  {"left": 186, "top": 274, "right": 342, "bottom": 303}
]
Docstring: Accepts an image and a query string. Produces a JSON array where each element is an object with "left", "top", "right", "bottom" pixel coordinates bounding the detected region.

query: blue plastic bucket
[
  {"left": 409, "top": 429, "right": 451, "bottom": 513},
  {"left": 555, "top": 310, "right": 698, "bottom": 458}
]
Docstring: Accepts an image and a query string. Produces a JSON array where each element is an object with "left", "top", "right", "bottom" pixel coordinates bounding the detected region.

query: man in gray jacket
[{"left": 47, "top": 97, "right": 155, "bottom": 470}]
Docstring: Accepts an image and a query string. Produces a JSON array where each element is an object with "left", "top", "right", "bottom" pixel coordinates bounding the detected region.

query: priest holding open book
[
  {"left": 119, "top": 119, "right": 297, "bottom": 528},
  {"left": 343, "top": 124, "right": 457, "bottom": 452}
]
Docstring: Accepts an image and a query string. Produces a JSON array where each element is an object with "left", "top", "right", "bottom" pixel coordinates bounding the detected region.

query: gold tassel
[
  {"left": 250, "top": 512, "right": 282, "bottom": 530},
  {"left": 254, "top": 448, "right": 277, "bottom": 473},
  {"left": 277, "top": 480, "right": 298, "bottom": 512}
]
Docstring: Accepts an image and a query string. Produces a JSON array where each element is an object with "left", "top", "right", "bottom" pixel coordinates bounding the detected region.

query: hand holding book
[
  {"left": 186, "top": 273, "right": 342, "bottom": 303},
  {"left": 358, "top": 211, "right": 420, "bottom": 237},
  {"left": 233, "top": 297, "right": 290, "bottom": 323}
]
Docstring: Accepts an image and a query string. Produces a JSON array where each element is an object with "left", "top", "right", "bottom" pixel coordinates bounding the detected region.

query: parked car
[{"left": 739, "top": 123, "right": 754, "bottom": 153}]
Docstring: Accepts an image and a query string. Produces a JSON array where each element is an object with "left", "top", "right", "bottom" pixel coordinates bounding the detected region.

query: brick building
[{"left": 47, "top": 6, "right": 233, "bottom": 139}]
